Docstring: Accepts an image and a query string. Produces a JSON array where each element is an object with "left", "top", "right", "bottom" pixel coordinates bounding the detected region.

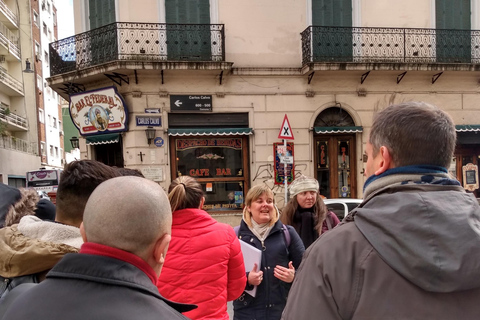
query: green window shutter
[
  {"left": 436, "top": 0, "right": 470, "bottom": 29},
  {"left": 312, "top": 0, "right": 351, "bottom": 27},
  {"left": 89, "top": 0, "right": 115, "bottom": 29}
]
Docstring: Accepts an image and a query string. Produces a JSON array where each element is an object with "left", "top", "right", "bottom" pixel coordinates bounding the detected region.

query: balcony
[
  {"left": 0, "top": 135, "right": 37, "bottom": 155},
  {"left": 0, "top": 106, "right": 27, "bottom": 131},
  {"left": 301, "top": 26, "right": 480, "bottom": 71},
  {"left": 0, "top": 66, "right": 22, "bottom": 95},
  {"left": 0, "top": 20, "right": 19, "bottom": 60},
  {"left": 49, "top": 22, "right": 227, "bottom": 76},
  {"left": 0, "top": 0, "right": 18, "bottom": 29}
]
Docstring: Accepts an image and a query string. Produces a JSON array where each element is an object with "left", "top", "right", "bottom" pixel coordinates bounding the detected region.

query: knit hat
[{"left": 289, "top": 175, "right": 319, "bottom": 198}]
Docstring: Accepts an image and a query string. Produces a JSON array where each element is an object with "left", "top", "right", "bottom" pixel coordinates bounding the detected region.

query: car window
[
  {"left": 346, "top": 202, "right": 361, "bottom": 213},
  {"left": 326, "top": 203, "right": 347, "bottom": 220}
]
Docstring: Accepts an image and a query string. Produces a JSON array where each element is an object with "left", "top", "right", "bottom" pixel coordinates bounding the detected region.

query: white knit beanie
[{"left": 289, "top": 175, "right": 319, "bottom": 198}]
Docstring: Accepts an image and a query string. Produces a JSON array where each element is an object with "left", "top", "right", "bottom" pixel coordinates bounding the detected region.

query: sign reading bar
[
  {"left": 136, "top": 116, "right": 162, "bottom": 127},
  {"left": 170, "top": 95, "right": 212, "bottom": 112},
  {"left": 69, "top": 86, "right": 129, "bottom": 136}
]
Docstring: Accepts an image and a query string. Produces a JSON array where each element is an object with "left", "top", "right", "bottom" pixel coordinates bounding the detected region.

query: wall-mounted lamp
[
  {"left": 70, "top": 136, "right": 79, "bottom": 149},
  {"left": 145, "top": 126, "right": 156, "bottom": 145},
  {"left": 23, "top": 59, "right": 34, "bottom": 73}
]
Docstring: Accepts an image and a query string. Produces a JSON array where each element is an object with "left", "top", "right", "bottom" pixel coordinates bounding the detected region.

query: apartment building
[
  {"left": 47, "top": 0, "right": 480, "bottom": 217},
  {"left": 0, "top": 0, "right": 39, "bottom": 186}
]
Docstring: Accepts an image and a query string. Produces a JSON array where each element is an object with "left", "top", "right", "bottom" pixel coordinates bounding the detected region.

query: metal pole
[{"left": 284, "top": 139, "right": 288, "bottom": 204}]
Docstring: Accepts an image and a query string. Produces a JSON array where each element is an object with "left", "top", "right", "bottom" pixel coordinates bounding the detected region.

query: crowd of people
[{"left": 1, "top": 101, "right": 480, "bottom": 319}]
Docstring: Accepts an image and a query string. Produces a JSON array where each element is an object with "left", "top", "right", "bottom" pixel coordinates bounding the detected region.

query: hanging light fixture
[
  {"left": 23, "top": 59, "right": 34, "bottom": 73},
  {"left": 70, "top": 136, "right": 79, "bottom": 149},
  {"left": 145, "top": 126, "right": 156, "bottom": 145}
]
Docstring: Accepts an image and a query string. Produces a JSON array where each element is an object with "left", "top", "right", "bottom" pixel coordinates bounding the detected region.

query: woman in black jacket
[{"left": 233, "top": 185, "right": 305, "bottom": 320}]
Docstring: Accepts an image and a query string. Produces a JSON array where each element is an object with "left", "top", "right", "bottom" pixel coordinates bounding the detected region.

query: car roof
[{"left": 323, "top": 198, "right": 362, "bottom": 204}]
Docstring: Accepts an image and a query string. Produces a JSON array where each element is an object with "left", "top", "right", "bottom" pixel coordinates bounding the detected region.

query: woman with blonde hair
[
  {"left": 233, "top": 185, "right": 305, "bottom": 320},
  {"left": 157, "top": 176, "right": 246, "bottom": 320},
  {"left": 281, "top": 175, "right": 340, "bottom": 249}
]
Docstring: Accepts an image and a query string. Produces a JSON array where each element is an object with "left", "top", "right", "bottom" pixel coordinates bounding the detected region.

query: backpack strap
[{"left": 326, "top": 212, "right": 333, "bottom": 230}]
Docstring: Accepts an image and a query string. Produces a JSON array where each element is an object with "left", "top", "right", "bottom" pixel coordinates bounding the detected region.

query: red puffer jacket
[{"left": 157, "top": 208, "right": 246, "bottom": 320}]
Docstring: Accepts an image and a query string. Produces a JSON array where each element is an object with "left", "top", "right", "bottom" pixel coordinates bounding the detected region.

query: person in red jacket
[{"left": 157, "top": 176, "right": 246, "bottom": 320}]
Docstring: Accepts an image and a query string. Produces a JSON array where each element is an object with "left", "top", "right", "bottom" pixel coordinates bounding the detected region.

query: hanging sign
[
  {"left": 278, "top": 114, "right": 294, "bottom": 140},
  {"left": 69, "top": 86, "right": 128, "bottom": 136}
]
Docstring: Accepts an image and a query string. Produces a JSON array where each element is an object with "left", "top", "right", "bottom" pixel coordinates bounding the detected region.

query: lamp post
[{"left": 145, "top": 127, "right": 156, "bottom": 145}]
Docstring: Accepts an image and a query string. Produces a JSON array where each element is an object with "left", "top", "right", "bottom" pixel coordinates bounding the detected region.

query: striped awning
[
  {"left": 85, "top": 133, "right": 120, "bottom": 145},
  {"left": 456, "top": 125, "right": 480, "bottom": 132},
  {"left": 314, "top": 126, "right": 363, "bottom": 134},
  {"left": 168, "top": 128, "right": 253, "bottom": 136}
]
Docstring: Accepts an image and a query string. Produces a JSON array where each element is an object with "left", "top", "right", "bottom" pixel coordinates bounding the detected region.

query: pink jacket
[{"left": 157, "top": 208, "right": 246, "bottom": 320}]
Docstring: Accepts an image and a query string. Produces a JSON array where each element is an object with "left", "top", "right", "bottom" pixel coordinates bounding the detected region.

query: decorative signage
[
  {"left": 170, "top": 95, "right": 212, "bottom": 112},
  {"left": 154, "top": 137, "right": 164, "bottom": 147},
  {"left": 136, "top": 116, "right": 162, "bottom": 127},
  {"left": 69, "top": 86, "right": 128, "bottom": 136},
  {"left": 463, "top": 163, "right": 479, "bottom": 192},
  {"left": 274, "top": 142, "right": 295, "bottom": 185}
]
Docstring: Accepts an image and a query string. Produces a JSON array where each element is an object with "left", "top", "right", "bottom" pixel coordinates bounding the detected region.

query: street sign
[
  {"left": 136, "top": 115, "right": 161, "bottom": 126},
  {"left": 170, "top": 95, "right": 212, "bottom": 112},
  {"left": 278, "top": 114, "right": 294, "bottom": 140}
]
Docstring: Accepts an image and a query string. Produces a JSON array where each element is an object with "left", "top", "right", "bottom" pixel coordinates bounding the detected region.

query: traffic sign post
[{"left": 278, "top": 114, "right": 294, "bottom": 203}]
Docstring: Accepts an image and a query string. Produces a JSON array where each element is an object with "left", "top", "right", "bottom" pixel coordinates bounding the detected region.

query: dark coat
[
  {"left": 2, "top": 253, "right": 194, "bottom": 320},
  {"left": 233, "top": 220, "right": 305, "bottom": 320}
]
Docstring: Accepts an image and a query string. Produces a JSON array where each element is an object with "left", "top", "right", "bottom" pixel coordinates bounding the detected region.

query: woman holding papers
[
  {"left": 233, "top": 185, "right": 305, "bottom": 320},
  {"left": 157, "top": 176, "right": 246, "bottom": 320}
]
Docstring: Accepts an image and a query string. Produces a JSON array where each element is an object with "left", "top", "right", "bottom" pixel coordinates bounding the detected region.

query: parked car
[
  {"left": 323, "top": 198, "right": 363, "bottom": 221},
  {"left": 36, "top": 190, "right": 51, "bottom": 201}
]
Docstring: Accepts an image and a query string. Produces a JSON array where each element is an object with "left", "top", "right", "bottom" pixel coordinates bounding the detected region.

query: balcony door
[
  {"left": 165, "top": 0, "right": 211, "bottom": 60},
  {"left": 436, "top": 0, "right": 471, "bottom": 63},
  {"left": 312, "top": 0, "right": 352, "bottom": 61}
]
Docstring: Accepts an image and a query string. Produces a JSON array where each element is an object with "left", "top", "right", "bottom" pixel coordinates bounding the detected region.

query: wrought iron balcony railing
[
  {"left": 301, "top": 26, "right": 480, "bottom": 65},
  {"left": 0, "top": 135, "right": 37, "bottom": 155},
  {"left": 49, "top": 22, "right": 226, "bottom": 76},
  {"left": 0, "top": 105, "right": 27, "bottom": 130},
  {"left": 0, "top": 20, "right": 19, "bottom": 58}
]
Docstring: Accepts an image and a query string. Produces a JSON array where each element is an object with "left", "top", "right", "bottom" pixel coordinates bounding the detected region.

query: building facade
[
  {"left": 0, "top": 0, "right": 40, "bottom": 186},
  {"left": 47, "top": 0, "right": 480, "bottom": 219}
]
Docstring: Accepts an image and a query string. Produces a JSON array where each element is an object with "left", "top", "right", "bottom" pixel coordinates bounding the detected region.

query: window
[
  {"left": 48, "top": 29, "right": 52, "bottom": 42},
  {"left": 33, "top": 10, "right": 39, "bottom": 26},
  {"left": 44, "top": 51, "right": 48, "bottom": 64},
  {"left": 47, "top": 2, "right": 51, "bottom": 14},
  {"left": 37, "top": 75, "right": 42, "bottom": 89},
  {"left": 50, "top": 145, "right": 54, "bottom": 156},
  {"left": 39, "top": 109, "right": 44, "bottom": 123},
  {"left": 43, "top": 22, "right": 47, "bottom": 35},
  {"left": 53, "top": 117, "right": 57, "bottom": 128},
  {"left": 41, "top": 142, "right": 46, "bottom": 156},
  {"left": 55, "top": 146, "right": 58, "bottom": 158},
  {"left": 53, "top": 11, "right": 56, "bottom": 25},
  {"left": 48, "top": 114, "right": 52, "bottom": 127},
  {"left": 171, "top": 136, "right": 249, "bottom": 212}
]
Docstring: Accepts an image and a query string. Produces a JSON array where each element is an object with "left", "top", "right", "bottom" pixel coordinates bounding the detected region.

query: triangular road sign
[{"left": 278, "top": 114, "right": 294, "bottom": 140}]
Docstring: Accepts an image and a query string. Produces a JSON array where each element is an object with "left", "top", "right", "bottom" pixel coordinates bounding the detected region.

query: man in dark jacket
[
  {"left": 282, "top": 102, "right": 480, "bottom": 319},
  {"left": 2, "top": 176, "right": 195, "bottom": 319}
]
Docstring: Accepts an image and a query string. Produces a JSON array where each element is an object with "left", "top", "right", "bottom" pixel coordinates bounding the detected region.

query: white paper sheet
[{"left": 239, "top": 240, "right": 262, "bottom": 297}]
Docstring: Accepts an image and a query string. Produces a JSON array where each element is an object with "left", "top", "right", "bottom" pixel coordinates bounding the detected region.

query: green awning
[
  {"left": 168, "top": 128, "right": 253, "bottom": 136},
  {"left": 314, "top": 126, "right": 363, "bottom": 134},
  {"left": 456, "top": 125, "right": 480, "bottom": 132},
  {"left": 85, "top": 133, "right": 120, "bottom": 145}
]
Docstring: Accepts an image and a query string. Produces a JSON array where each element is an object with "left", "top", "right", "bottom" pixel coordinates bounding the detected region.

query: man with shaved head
[{"left": 3, "top": 176, "right": 195, "bottom": 320}]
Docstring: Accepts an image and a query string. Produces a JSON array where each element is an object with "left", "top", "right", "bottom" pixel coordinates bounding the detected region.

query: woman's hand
[
  {"left": 248, "top": 263, "right": 264, "bottom": 286},
  {"left": 274, "top": 261, "right": 295, "bottom": 283}
]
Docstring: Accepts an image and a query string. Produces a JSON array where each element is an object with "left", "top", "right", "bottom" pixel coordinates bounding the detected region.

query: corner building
[{"left": 47, "top": 0, "right": 480, "bottom": 222}]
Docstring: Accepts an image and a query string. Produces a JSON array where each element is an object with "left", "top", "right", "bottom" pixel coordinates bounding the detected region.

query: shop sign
[
  {"left": 69, "top": 86, "right": 128, "bottom": 136},
  {"left": 274, "top": 142, "right": 294, "bottom": 185},
  {"left": 170, "top": 95, "right": 212, "bottom": 112},
  {"left": 462, "top": 163, "right": 479, "bottom": 192},
  {"left": 136, "top": 116, "right": 162, "bottom": 126}
]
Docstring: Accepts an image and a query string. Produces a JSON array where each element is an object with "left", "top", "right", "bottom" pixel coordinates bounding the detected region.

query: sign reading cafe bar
[{"left": 69, "top": 86, "right": 129, "bottom": 135}]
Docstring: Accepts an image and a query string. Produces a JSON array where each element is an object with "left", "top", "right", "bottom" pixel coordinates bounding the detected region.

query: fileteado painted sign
[{"left": 69, "top": 86, "right": 129, "bottom": 136}]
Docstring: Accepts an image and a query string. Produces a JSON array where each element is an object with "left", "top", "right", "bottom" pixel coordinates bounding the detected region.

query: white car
[{"left": 323, "top": 198, "right": 363, "bottom": 221}]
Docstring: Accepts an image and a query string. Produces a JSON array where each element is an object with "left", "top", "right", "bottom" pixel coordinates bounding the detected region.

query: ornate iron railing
[
  {"left": 0, "top": 135, "right": 37, "bottom": 154},
  {"left": 49, "top": 22, "right": 226, "bottom": 76},
  {"left": 0, "top": 0, "right": 19, "bottom": 27},
  {"left": 0, "top": 105, "right": 27, "bottom": 129},
  {"left": 0, "top": 66, "right": 22, "bottom": 93},
  {"left": 301, "top": 26, "right": 480, "bottom": 65}
]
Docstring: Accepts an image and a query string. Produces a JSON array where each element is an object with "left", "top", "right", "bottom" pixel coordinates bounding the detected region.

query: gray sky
[{"left": 55, "top": 0, "right": 74, "bottom": 39}]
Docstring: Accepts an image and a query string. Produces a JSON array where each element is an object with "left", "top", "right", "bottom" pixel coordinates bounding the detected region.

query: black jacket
[
  {"left": 233, "top": 220, "right": 305, "bottom": 320},
  {"left": 2, "top": 253, "right": 194, "bottom": 320}
]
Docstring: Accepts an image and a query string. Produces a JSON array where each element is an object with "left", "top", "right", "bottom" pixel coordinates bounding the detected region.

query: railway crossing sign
[{"left": 278, "top": 114, "right": 294, "bottom": 140}]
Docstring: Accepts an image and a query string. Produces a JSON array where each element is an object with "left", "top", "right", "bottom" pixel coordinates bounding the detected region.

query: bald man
[{"left": 2, "top": 177, "right": 195, "bottom": 320}]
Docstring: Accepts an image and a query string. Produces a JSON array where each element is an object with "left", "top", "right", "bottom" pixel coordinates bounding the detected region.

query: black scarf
[{"left": 292, "top": 207, "right": 318, "bottom": 248}]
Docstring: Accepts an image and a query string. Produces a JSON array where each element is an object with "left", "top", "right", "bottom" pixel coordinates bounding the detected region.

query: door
[
  {"left": 312, "top": 0, "right": 352, "bottom": 61},
  {"left": 165, "top": 0, "right": 211, "bottom": 60},
  {"left": 436, "top": 0, "right": 471, "bottom": 63},
  {"left": 315, "top": 135, "right": 356, "bottom": 199},
  {"left": 94, "top": 141, "right": 124, "bottom": 167}
]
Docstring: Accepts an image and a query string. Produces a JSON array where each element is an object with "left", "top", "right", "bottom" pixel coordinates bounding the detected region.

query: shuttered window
[{"left": 89, "top": 0, "right": 115, "bottom": 30}]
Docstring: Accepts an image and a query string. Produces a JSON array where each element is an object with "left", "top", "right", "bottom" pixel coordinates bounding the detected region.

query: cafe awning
[
  {"left": 168, "top": 128, "right": 253, "bottom": 136},
  {"left": 314, "top": 126, "right": 363, "bottom": 134},
  {"left": 85, "top": 133, "right": 120, "bottom": 145},
  {"left": 455, "top": 125, "right": 480, "bottom": 132}
]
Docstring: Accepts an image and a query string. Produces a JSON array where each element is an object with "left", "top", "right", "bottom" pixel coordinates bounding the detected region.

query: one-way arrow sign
[
  {"left": 174, "top": 100, "right": 182, "bottom": 107},
  {"left": 278, "top": 114, "right": 294, "bottom": 140}
]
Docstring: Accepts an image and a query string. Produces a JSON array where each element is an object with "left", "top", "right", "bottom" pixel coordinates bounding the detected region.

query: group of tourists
[{"left": 1, "top": 101, "right": 480, "bottom": 319}]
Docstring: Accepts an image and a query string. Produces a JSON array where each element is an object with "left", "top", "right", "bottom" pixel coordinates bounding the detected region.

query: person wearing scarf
[
  {"left": 233, "top": 185, "right": 305, "bottom": 320},
  {"left": 281, "top": 175, "right": 340, "bottom": 248}
]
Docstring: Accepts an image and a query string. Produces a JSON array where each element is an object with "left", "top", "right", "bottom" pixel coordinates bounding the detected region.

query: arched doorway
[{"left": 313, "top": 107, "right": 361, "bottom": 199}]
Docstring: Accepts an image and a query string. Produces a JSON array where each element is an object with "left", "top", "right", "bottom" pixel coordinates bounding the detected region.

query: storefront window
[{"left": 172, "top": 137, "right": 249, "bottom": 213}]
